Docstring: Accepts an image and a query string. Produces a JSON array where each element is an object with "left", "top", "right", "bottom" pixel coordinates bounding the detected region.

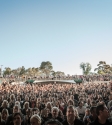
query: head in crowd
[
  {"left": 26, "top": 108, "right": 32, "bottom": 116},
  {"left": 96, "top": 104, "right": 109, "bottom": 120},
  {"left": 51, "top": 107, "right": 59, "bottom": 118},
  {"left": 91, "top": 101, "right": 96, "bottom": 106},
  {"left": 25, "top": 96, "right": 29, "bottom": 101},
  {"left": 46, "top": 102, "right": 52, "bottom": 111},
  {"left": 16, "top": 96, "right": 21, "bottom": 102},
  {"left": 30, "top": 114, "right": 41, "bottom": 125},
  {"left": 67, "top": 99, "right": 74, "bottom": 106},
  {"left": 10, "top": 94, "right": 15, "bottom": 100},
  {"left": 32, "top": 108, "right": 40, "bottom": 115},
  {"left": 23, "top": 102, "right": 29, "bottom": 109},
  {"left": 13, "top": 112, "right": 23, "bottom": 125},
  {"left": 85, "top": 108, "right": 91, "bottom": 116},
  {"left": 1, "top": 108, "right": 9, "bottom": 121},
  {"left": 13, "top": 105, "right": 20, "bottom": 114},
  {"left": 74, "top": 109, "right": 80, "bottom": 119},
  {"left": 1, "top": 100, "right": 9, "bottom": 108},
  {"left": 41, "top": 108, "right": 51, "bottom": 118},
  {"left": 45, "top": 119, "right": 62, "bottom": 125},
  {"left": 66, "top": 105, "right": 76, "bottom": 123},
  {"left": 15, "top": 101, "right": 21, "bottom": 109},
  {"left": 78, "top": 101, "right": 83, "bottom": 108}
]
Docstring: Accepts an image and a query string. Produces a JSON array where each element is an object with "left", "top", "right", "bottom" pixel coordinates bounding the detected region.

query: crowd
[
  {"left": 0, "top": 81, "right": 112, "bottom": 125},
  {"left": 1, "top": 74, "right": 111, "bottom": 84}
]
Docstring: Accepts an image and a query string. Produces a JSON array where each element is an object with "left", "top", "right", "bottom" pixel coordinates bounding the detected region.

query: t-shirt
[{"left": 76, "top": 106, "right": 86, "bottom": 115}]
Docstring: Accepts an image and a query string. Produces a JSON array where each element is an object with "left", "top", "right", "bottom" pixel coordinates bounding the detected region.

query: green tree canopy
[
  {"left": 51, "top": 71, "right": 65, "bottom": 77},
  {"left": 94, "top": 61, "right": 111, "bottom": 74},
  {"left": 2, "top": 61, "right": 66, "bottom": 78},
  {"left": 80, "top": 62, "right": 92, "bottom": 75},
  {"left": 39, "top": 61, "right": 53, "bottom": 76},
  {"left": 3, "top": 67, "right": 12, "bottom": 76},
  {"left": 19, "top": 66, "right": 26, "bottom": 76}
]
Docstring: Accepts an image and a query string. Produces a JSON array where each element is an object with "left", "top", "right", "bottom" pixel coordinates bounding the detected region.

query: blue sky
[{"left": 0, "top": 0, "right": 112, "bottom": 75}]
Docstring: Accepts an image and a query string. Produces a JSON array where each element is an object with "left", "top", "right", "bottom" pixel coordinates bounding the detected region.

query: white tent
[{"left": 33, "top": 80, "right": 76, "bottom": 84}]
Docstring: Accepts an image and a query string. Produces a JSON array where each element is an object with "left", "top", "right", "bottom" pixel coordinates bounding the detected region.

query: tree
[
  {"left": 11, "top": 69, "right": 18, "bottom": 76},
  {"left": 39, "top": 61, "right": 53, "bottom": 77},
  {"left": 31, "top": 67, "right": 40, "bottom": 77},
  {"left": 51, "top": 71, "right": 65, "bottom": 77},
  {"left": 94, "top": 61, "right": 111, "bottom": 74},
  {"left": 19, "top": 66, "right": 26, "bottom": 76},
  {"left": 55, "top": 71, "right": 65, "bottom": 77},
  {"left": 25, "top": 67, "right": 40, "bottom": 78},
  {"left": 3, "top": 67, "right": 12, "bottom": 76},
  {"left": 25, "top": 68, "right": 32, "bottom": 77},
  {"left": 80, "top": 62, "right": 92, "bottom": 75}
]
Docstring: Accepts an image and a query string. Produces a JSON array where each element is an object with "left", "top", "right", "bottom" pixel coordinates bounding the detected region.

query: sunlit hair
[
  {"left": 46, "top": 102, "right": 52, "bottom": 107},
  {"left": 74, "top": 108, "right": 80, "bottom": 119},
  {"left": 46, "top": 102, "right": 52, "bottom": 111},
  {"left": 30, "top": 114, "right": 41, "bottom": 125},
  {"left": 23, "top": 102, "right": 29, "bottom": 109},
  {"left": 10, "top": 94, "right": 15, "bottom": 100},
  {"left": 52, "top": 107, "right": 59, "bottom": 113},
  {"left": 13, "top": 105, "right": 20, "bottom": 113},
  {"left": 15, "top": 101, "right": 21, "bottom": 109},
  {"left": 1, "top": 100, "right": 9, "bottom": 107},
  {"left": 67, "top": 99, "right": 74, "bottom": 105},
  {"left": 1, "top": 108, "right": 9, "bottom": 120}
]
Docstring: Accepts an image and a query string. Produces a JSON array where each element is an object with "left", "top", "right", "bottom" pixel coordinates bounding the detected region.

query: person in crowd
[
  {"left": 6, "top": 105, "right": 22, "bottom": 125},
  {"left": 74, "top": 109, "right": 80, "bottom": 119},
  {"left": 76, "top": 101, "right": 86, "bottom": 120},
  {"left": 9, "top": 94, "right": 16, "bottom": 110},
  {"left": 30, "top": 96, "right": 36, "bottom": 108},
  {"left": 107, "top": 94, "right": 112, "bottom": 110},
  {"left": 15, "top": 101, "right": 21, "bottom": 110},
  {"left": 51, "top": 107, "right": 63, "bottom": 122},
  {"left": 12, "top": 113, "right": 23, "bottom": 125},
  {"left": 30, "top": 114, "right": 41, "bottom": 125},
  {"left": 22, "top": 96, "right": 31, "bottom": 108},
  {"left": 63, "top": 99, "right": 74, "bottom": 117},
  {"left": 90, "top": 101, "right": 96, "bottom": 107},
  {"left": 0, "top": 112, "right": 6, "bottom": 125},
  {"left": 62, "top": 105, "right": 84, "bottom": 125},
  {"left": 24, "top": 108, "right": 32, "bottom": 125},
  {"left": 0, "top": 100, "right": 10, "bottom": 114},
  {"left": 22, "top": 102, "right": 30, "bottom": 115},
  {"left": 46, "top": 102, "right": 52, "bottom": 113},
  {"left": 83, "top": 108, "right": 91, "bottom": 121},
  {"left": 89, "top": 106, "right": 97, "bottom": 121},
  {"left": 1, "top": 108, "right": 9, "bottom": 123},
  {"left": 41, "top": 108, "right": 50, "bottom": 124},
  {"left": 89, "top": 104, "right": 111, "bottom": 125}
]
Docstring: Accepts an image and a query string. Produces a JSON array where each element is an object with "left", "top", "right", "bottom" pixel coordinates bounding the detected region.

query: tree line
[
  {"left": 80, "top": 61, "right": 112, "bottom": 75},
  {"left": 1, "top": 61, "right": 65, "bottom": 78},
  {"left": 1, "top": 61, "right": 112, "bottom": 77}
]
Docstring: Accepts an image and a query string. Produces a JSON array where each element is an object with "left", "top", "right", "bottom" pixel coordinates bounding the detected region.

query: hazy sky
[{"left": 0, "top": 0, "right": 112, "bottom": 75}]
